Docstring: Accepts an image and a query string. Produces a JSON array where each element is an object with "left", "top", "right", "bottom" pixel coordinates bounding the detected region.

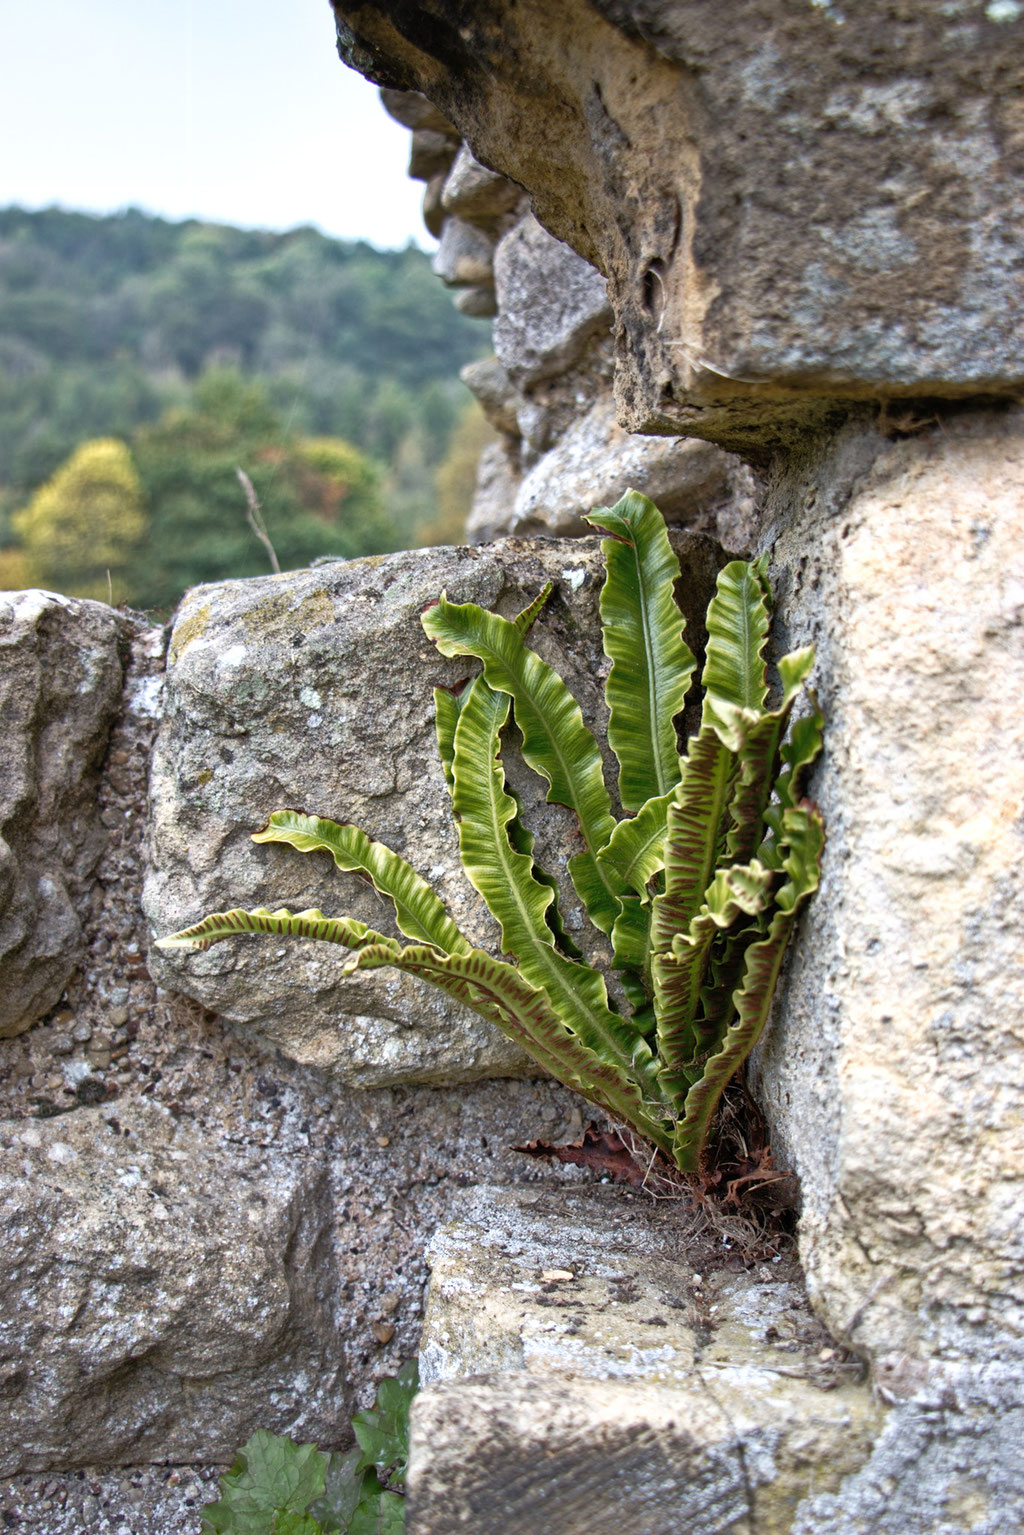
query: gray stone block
[
  {"left": 431, "top": 215, "right": 495, "bottom": 287},
  {"left": 407, "top": 128, "right": 458, "bottom": 183},
  {"left": 441, "top": 144, "right": 521, "bottom": 221},
  {"left": 144, "top": 537, "right": 722, "bottom": 1086},
  {"left": 339, "top": 0, "right": 1024, "bottom": 454},
  {"left": 408, "top": 1186, "right": 882, "bottom": 1534},
  {"left": 510, "top": 393, "right": 738, "bottom": 538},
  {"left": 0, "top": 591, "right": 126, "bottom": 1038},
  {"left": 0, "top": 1101, "right": 347, "bottom": 1472},
  {"left": 760, "top": 406, "right": 1024, "bottom": 1381},
  {"left": 493, "top": 214, "right": 612, "bottom": 389}
]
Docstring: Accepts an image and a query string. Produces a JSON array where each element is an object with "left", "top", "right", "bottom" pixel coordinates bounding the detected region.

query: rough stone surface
[
  {"left": 452, "top": 283, "right": 498, "bottom": 318},
  {"left": 378, "top": 85, "right": 455, "bottom": 135},
  {"left": 463, "top": 440, "right": 523, "bottom": 542},
  {"left": 335, "top": 0, "right": 1024, "bottom": 454},
  {"left": 0, "top": 1099, "right": 346, "bottom": 1473},
  {"left": 419, "top": 1185, "right": 862, "bottom": 1391},
  {"left": 508, "top": 393, "right": 743, "bottom": 539},
  {"left": 441, "top": 143, "right": 522, "bottom": 221},
  {"left": 730, "top": 402, "right": 1024, "bottom": 1531},
  {"left": 459, "top": 356, "right": 520, "bottom": 436},
  {"left": 376, "top": 88, "right": 750, "bottom": 550},
  {"left": 408, "top": 1186, "right": 881, "bottom": 1535},
  {"left": 493, "top": 213, "right": 612, "bottom": 390},
  {"left": 408, "top": 1372, "right": 884, "bottom": 1535},
  {"left": 758, "top": 406, "right": 1024, "bottom": 1381},
  {"left": 407, "top": 127, "right": 458, "bottom": 182},
  {"left": 144, "top": 537, "right": 724, "bottom": 1086},
  {"left": 431, "top": 214, "right": 495, "bottom": 288},
  {"left": 462, "top": 359, "right": 751, "bottom": 547},
  {"left": 0, "top": 591, "right": 126, "bottom": 1038}
]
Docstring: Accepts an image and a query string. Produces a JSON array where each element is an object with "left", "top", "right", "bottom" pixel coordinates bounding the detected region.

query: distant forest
[{"left": 0, "top": 206, "right": 491, "bottom": 610}]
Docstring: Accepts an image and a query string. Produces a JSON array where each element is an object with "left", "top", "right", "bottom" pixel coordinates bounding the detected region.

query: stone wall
[
  {"left": 1, "top": 3, "right": 1023, "bottom": 1530},
  {"left": 339, "top": 0, "right": 1024, "bottom": 452},
  {"left": 0, "top": 564, "right": 613, "bottom": 1507}
]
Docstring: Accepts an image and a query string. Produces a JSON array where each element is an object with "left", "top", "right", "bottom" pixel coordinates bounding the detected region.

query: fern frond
[
  {"left": 422, "top": 594, "right": 630, "bottom": 936},
  {"left": 252, "top": 810, "right": 470, "bottom": 956},
  {"left": 584, "top": 490, "right": 695, "bottom": 811},
  {"left": 671, "top": 807, "right": 824, "bottom": 1170}
]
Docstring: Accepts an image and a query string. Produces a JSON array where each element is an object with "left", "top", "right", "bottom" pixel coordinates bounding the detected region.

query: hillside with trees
[{"left": 0, "top": 206, "right": 488, "bottom": 609}]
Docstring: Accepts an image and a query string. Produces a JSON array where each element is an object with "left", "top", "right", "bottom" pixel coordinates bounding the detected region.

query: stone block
[
  {"left": 493, "top": 213, "right": 612, "bottom": 389},
  {"left": 440, "top": 144, "right": 521, "bottom": 222},
  {"left": 460, "top": 356, "right": 521, "bottom": 437},
  {"left": 378, "top": 86, "right": 456, "bottom": 136},
  {"left": 0, "top": 1101, "right": 346, "bottom": 1472},
  {"left": 408, "top": 1186, "right": 882, "bottom": 1535},
  {"left": 464, "top": 440, "right": 522, "bottom": 542},
  {"left": 510, "top": 393, "right": 739, "bottom": 538},
  {"left": 0, "top": 591, "right": 126, "bottom": 1038},
  {"left": 431, "top": 215, "right": 495, "bottom": 287},
  {"left": 145, "top": 538, "right": 723, "bottom": 1085},
  {"left": 421, "top": 171, "right": 447, "bottom": 238},
  {"left": 338, "top": 0, "right": 1024, "bottom": 454},
  {"left": 760, "top": 405, "right": 1024, "bottom": 1382},
  {"left": 452, "top": 284, "right": 498, "bottom": 317},
  {"left": 407, "top": 128, "right": 458, "bottom": 183}
]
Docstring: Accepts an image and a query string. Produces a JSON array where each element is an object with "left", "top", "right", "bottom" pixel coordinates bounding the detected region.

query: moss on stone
[{"left": 169, "top": 603, "right": 212, "bottom": 664}]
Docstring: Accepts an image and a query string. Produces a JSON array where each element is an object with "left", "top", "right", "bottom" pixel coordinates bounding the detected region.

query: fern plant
[{"left": 159, "top": 491, "right": 823, "bottom": 1174}]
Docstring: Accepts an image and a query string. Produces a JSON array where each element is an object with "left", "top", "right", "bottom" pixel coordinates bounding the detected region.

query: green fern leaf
[
  {"left": 701, "top": 557, "right": 772, "bottom": 736},
  {"left": 390, "top": 945, "right": 673, "bottom": 1150},
  {"left": 671, "top": 807, "right": 824, "bottom": 1170},
  {"left": 584, "top": 490, "right": 695, "bottom": 810},
  {"left": 716, "top": 645, "right": 816, "bottom": 865},
  {"left": 156, "top": 907, "right": 389, "bottom": 954},
  {"left": 654, "top": 862, "right": 774, "bottom": 1109},
  {"left": 251, "top": 812, "right": 471, "bottom": 956},
  {"left": 597, "top": 788, "right": 674, "bottom": 894},
  {"left": 432, "top": 685, "right": 463, "bottom": 797},
  {"left": 649, "top": 726, "right": 736, "bottom": 960},
  {"left": 450, "top": 675, "right": 665, "bottom": 1094},
  {"left": 421, "top": 594, "right": 629, "bottom": 935}
]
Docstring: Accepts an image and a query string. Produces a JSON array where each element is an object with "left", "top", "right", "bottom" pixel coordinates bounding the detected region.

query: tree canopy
[
  {"left": 0, "top": 206, "right": 490, "bottom": 607},
  {"left": 14, "top": 437, "right": 145, "bottom": 602}
]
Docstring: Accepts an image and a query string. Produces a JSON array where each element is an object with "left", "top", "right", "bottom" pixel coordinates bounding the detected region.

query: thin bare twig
[{"left": 236, "top": 467, "right": 281, "bottom": 574}]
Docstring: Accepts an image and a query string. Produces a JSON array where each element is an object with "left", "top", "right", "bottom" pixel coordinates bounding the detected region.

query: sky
[{"left": 0, "top": 0, "right": 429, "bottom": 249}]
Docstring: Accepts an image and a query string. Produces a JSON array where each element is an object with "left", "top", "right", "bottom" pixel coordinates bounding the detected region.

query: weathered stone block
[
  {"left": 0, "top": 591, "right": 126, "bottom": 1038},
  {"left": 144, "top": 538, "right": 723, "bottom": 1086},
  {"left": 493, "top": 213, "right": 612, "bottom": 389},
  {"left": 0, "top": 1101, "right": 346, "bottom": 1472},
  {"left": 510, "top": 393, "right": 737, "bottom": 538},
  {"left": 441, "top": 143, "right": 521, "bottom": 221},
  {"left": 464, "top": 440, "right": 523, "bottom": 542},
  {"left": 460, "top": 355, "right": 520, "bottom": 437},
  {"left": 378, "top": 85, "right": 456, "bottom": 136},
  {"left": 335, "top": 0, "right": 1024, "bottom": 453},
  {"left": 759, "top": 405, "right": 1024, "bottom": 1384},
  {"left": 451, "top": 284, "right": 498, "bottom": 317},
  {"left": 408, "top": 1186, "right": 882, "bottom": 1535},
  {"left": 431, "top": 214, "right": 495, "bottom": 287},
  {"left": 407, "top": 127, "right": 458, "bottom": 182}
]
